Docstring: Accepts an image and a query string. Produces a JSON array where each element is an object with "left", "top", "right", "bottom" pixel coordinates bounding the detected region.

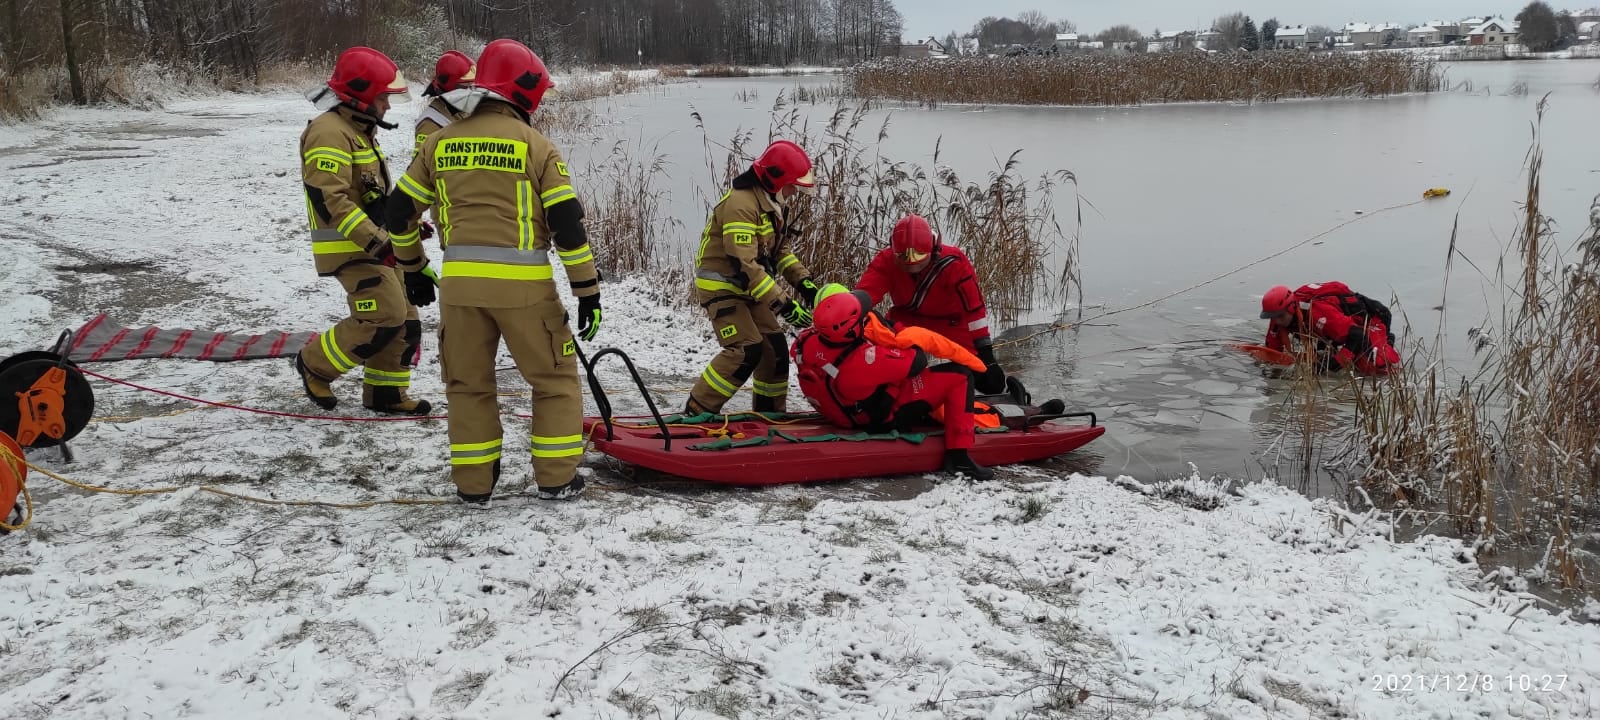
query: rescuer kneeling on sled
[
  {"left": 855, "top": 214, "right": 1027, "bottom": 403},
  {"left": 792, "top": 286, "right": 995, "bottom": 481},
  {"left": 1260, "top": 281, "right": 1401, "bottom": 374}
]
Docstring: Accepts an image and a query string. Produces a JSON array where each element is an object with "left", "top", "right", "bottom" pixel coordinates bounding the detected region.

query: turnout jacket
[
  {"left": 855, "top": 245, "right": 992, "bottom": 351},
  {"left": 693, "top": 177, "right": 811, "bottom": 307},
  {"left": 388, "top": 100, "right": 598, "bottom": 309},
  {"left": 300, "top": 106, "right": 393, "bottom": 276},
  {"left": 413, "top": 96, "right": 469, "bottom": 154}
]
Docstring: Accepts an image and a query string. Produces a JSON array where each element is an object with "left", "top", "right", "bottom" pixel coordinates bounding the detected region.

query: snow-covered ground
[{"left": 3, "top": 91, "right": 1600, "bottom": 719}]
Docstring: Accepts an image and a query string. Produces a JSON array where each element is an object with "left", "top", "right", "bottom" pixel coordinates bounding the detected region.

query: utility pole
[{"left": 638, "top": 17, "right": 643, "bottom": 67}]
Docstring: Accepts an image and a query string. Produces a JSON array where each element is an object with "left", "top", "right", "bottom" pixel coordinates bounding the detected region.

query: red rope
[{"left": 78, "top": 368, "right": 450, "bottom": 422}]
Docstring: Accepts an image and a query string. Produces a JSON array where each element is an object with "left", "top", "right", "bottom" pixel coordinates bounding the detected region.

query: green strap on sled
[{"left": 688, "top": 427, "right": 933, "bottom": 451}]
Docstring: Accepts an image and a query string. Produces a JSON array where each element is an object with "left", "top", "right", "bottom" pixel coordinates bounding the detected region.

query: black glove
[
  {"left": 419, "top": 221, "right": 435, "bottom": 241},
  {"left": 577, "top": 293, "right": 602, "bottom": 341},
  {"left": 975, "top": 344, "right": 1007, "bottom": 395},
  {"left": 404, "top": 270, "right": 436, "bottom": 307},
  {"left": 797, "top": 278, "right": 821, "bottom": 307},
  {"left": 775, "top": 298, "right": 812, "bottom": 328}
]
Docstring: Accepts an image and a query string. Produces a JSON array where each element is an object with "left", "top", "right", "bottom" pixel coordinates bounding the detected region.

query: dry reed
[
  {"left": 1336, "top": 96, "right": 1600, "bottom": 590},
  {"left": 689, "top": 91, "right": 1082, "bottom": 324},
  {"left": 846, "top": 53, "right": 1444, "bottom": 106}
]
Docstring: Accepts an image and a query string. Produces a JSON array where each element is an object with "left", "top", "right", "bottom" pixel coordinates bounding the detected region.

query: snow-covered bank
[{"left": 3, "top": 90, "right": 1600, "bottom": 720}]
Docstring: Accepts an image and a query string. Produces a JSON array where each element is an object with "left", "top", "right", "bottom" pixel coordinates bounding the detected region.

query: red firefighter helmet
[
  {"left": 475, "top": 39, "right": 555, "bottom": 115},
  {"left": 753, "top": 140, "right": 816, "bottom": 196},
  {"left": 890, "top": 214, "right": 940, "bottom": 271},
  {"left": 1260, "top": 285, "right": 1293, "bottom": 319},
  {"left": 328, "top": 47, "right": 411, "bottom": 114},
  {"left": 814, "top": 290, "right": 870, "bottom": 344},
  {"left": 426, "top": 50, "right": 477, "bottom": 96}
]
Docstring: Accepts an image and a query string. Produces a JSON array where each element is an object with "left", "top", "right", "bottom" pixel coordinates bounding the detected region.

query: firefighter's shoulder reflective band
[
  {"left": 397, "top": 174, "right": 437, "bottom": 204},
  {"left": 540, "top": 183, "right": 576, "bottom": 208},
  {"left": 435, "top": 137, "right": 528, "bottom": 173},
  {"left": 352, "top": 148, "right": 380, "bottom": 164},
  {"left": 441, "top": 245, "right": 552, "bottom": 281},
  {"left": 556, "top": 244, "right": 594, "bottom": 267},
  {"left": 722, "top": 220, "right": 759, "bottom": 235}
]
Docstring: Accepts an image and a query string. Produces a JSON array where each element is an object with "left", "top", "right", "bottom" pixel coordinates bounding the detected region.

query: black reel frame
[{"left": 0, "top": 329, "right": 86, "bottom": 463}]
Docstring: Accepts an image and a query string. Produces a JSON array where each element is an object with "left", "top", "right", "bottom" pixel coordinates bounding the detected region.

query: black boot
[
  {"left": 1038, "top": 399, "right": 1065, "bottom": 415},
  {"left": 1004, "top": 377, "right": 1031, "bottom": 406},
  {"left": 943, "top": 449, "right": 995, "bottom": 481},
  {"left": 537, "top": 476, "right": 586, "bottom": 501},
  {"left": 458, "top": 459, "right": 501, "bottom": 508}
]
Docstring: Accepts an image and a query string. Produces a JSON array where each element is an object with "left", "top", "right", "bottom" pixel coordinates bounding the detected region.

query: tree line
[{"left": 0, "top": 0, "right": 903, "bottom": 104}]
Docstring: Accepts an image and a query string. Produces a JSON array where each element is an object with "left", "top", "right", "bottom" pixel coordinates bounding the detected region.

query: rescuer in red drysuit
[
  {"left": 855, "top": 214, "right": 1026, "bottom": 401},
  {"left": 791, "top": 286, "right": 995, "bottom": 480},
  {"left": 1260, "top": 281, "right": 1401, "bottom": 374}
]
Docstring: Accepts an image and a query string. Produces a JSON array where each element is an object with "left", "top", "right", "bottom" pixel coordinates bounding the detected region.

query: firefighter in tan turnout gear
[
  {"left": 294, "top": 46, "right": 431, "bottom": 415},
  {"left": 686, "top": 140, "right": 821, "bottom": 416},
  {"left": 413, "top": 50, "right": 475, "bottom": 153},
  {"left": 388, "top": 39, "right": 600, "bottom": 505}
]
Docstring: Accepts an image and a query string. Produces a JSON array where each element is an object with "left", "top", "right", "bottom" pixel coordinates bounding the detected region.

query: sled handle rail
[
  {"left": 576, "top": 345, "right": 671, "bottom": 451},
  {"left": 1028, "top": 411, "right": 1098, "bottom": 431}
]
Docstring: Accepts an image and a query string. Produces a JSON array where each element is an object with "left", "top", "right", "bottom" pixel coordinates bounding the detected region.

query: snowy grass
[
  {"left": 5, "top": 89, "right": 1600, "bottom": 720},
  {"left": 846, "top": 53, "right": 1445, "bottom": 106}
]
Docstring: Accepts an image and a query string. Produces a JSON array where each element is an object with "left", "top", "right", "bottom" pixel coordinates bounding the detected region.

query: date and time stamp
[{"left": 1370, "top": 673, "right": 1570, "bottom": 694}]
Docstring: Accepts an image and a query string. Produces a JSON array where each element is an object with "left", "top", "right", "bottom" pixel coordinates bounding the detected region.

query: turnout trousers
[
  {"left": 688, "top": 297, "right": 789, "bottom": 414},
  {"left": 298, "top": 264, "right": 422, "bottom": 402},
  {"left": 439, "top": 300, "right": 583, "bottom": 496}
]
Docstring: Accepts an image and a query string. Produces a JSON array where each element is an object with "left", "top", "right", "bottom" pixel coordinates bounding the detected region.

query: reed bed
[
  {"left": 845, "top": 52, "right": 1444, "bottom": 106},
  {"left": 690, "top": 92, "right": 1082, "bottom": 324},
  {"left": 1333, "top": 98, "right": 1600, "bottom": 590},
  {"left": 579, "top": 140, "right": 684, "bottom": 280}
]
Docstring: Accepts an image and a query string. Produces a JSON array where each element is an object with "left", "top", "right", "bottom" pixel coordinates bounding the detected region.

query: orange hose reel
[{"left": 0, "top": 430, "right": 23, "bottom": 528}]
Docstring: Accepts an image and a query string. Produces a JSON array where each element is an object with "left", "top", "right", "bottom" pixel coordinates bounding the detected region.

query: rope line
[{"left": 994, "top": 199, "right": 1428, "bottom": 348}]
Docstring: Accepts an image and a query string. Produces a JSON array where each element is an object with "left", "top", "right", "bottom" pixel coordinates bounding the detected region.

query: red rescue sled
[
  {"left": 581, "top": 412, "right": 1105, "bottom": 486},
  {"left": 575, "top": 346, "right": 1105, "bottom": 486}
]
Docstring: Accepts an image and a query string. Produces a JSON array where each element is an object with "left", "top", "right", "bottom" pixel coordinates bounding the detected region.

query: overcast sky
[{"left": 901, "top": 1, "right": 1534, "bottom": 39}]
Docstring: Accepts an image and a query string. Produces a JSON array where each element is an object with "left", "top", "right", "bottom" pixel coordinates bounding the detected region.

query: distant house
[
  {"left": 1579, "top": 21, "right": 1600, "bottom": 42},
  {"left": 1195, "top": 29, "right": 1223, "bottom": 50},
  {"left": 1156, "top": 30, "right": 1196, "bottom": 51},
  {"left": 1275, "top": 25, "right": 1309, "bottom": 49},
  {"left": 1054, "top": 32, "right": 1080, "bottom": 51},
  {"left": 895, "top": 36, "right": 947, "bottom": 59},
  {"left": 1081, "top": 40, "right": 1106, "bottom": 50},
  {"left": 958, "top": 37, "right": 980, "bottom": 56},
  {"left": 1343, "top": 22, "right": 1381, "bottom": 48},
  {"left": 1468, "top": 19, "right": 1518, "bottom": 46},
  {"left": 1408, "top": 25, "right": 1441, "bottom": 45}
]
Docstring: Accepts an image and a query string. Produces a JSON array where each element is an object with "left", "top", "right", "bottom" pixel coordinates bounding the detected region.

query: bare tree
[{"left": 1212, "top": 12, "right": 1247, "bottom": 51}]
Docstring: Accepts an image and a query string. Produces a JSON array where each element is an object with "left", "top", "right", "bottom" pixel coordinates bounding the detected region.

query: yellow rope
[
  {"left": 0, "top": 442, "right": 453, "bottom": 519},
  {"left": 993, "top": 198, "right": 1429, "bottom": 349}
]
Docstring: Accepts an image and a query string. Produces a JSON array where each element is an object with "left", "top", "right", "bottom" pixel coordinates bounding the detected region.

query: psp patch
[
  {"left": 354, "top": 299, "right": 379, "bottom": 313},
  {"left": 316, "top": 158, "right": 340, "bottom": 173},
  {"left": 731, "top": 232, "right": 753, "bottom": 246},
  {"left": 562, "top": 339, "right": 575, "bottom": 356},
  {"left": 719, "top": 325, "right": 738, "bottom": 339},
  {"left": 556, "top": 161, "right": 569, "bottom": 177}
]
